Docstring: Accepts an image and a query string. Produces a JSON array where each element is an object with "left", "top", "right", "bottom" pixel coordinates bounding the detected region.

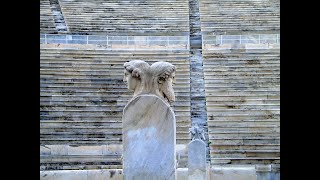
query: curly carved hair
[
  {"left": 123, "top": 60, "right": 150, "bottom": 79},
  {"left": 150, "top": 61, "right": 176, "bottom": 83}
]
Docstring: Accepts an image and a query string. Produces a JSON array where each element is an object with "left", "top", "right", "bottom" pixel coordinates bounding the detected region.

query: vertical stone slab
[
  {"left": 188, "top": 139, "right": 207, "bottom": 180},
  {"left": 256, "top": 164, "right": 280, "bottom": 180},
  {"left": 123, "top": 95, "right": 176, "bottom": 180},
  {"left": 176, "top": 168, "right": 188, "bottom": 180}
]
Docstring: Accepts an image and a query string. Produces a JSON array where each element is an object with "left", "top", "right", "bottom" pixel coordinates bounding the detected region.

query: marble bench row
[
  {"left": 40, "top": 0, "right": 57, "bottom": 34},
  {"left": 202, "top": 47, "right": 280, "bottom": 165},
  {"left": 54, "top": 0, "right": 189, "bottom": 35},
  {"left": 40, "top": 46, "right": 192, "bottom": 149},
  {"left": 40, "top": 165, "right": 280, "bottom": 180},
  {"left": 199, "top": 0, "right": 279, "bottom": 34}
]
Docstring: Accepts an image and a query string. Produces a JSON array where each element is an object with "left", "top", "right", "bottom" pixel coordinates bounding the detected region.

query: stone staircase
[
  {"left": 203, "top": 47, "right": 280, "bottom": 165},
  {"left": 199, "top": 0, "right": 280, "bottom": 35},
  {"left": 40, "top": 0, "right": 281, "bottom": 172},
  {"left": 40, "top": 0, "right": 57, "bottom": 33},
  {"left": 48, "top": 0, "right": 68, "bottom": 33},
  {"left": 40, "top": 145, "right": 122, "bottom": 170},
  {"left": 58, "top": 0, "right": 190, "bottom": 35},
  {"left": 40, "top": 45, "right": 191, "bottom": 169}
]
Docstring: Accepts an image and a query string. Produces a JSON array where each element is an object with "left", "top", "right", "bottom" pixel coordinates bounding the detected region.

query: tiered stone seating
[
  {"left": 40, "top": 0, "right": 57, "bottom": 33},
  {"left": 202, "top": 47, "right": 280, "bottom": 165},
  {"left": 199, "top": 0, "right": 280, "bottom": 35},
  {"left": 40, "top": 44, "right": 191, "bottom": 170},
  {"left": 58, "top": 0, "right": 189, "bottom": 35}
]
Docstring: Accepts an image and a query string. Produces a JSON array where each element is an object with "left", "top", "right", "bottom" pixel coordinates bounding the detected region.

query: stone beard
[
  {"left": 159, "top": 74, "right": 175, "bottom": 103},
  {"left": 123, "top": 60, "right": 176, "bottom": 105}
]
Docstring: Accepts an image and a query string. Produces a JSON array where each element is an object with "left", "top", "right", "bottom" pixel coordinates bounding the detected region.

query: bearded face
[
  {"left": 123, "top": 60, "right": 176, "bottom": 105},
  {"left": 159, "top": 72, "right": 176, "bottom": 103}
]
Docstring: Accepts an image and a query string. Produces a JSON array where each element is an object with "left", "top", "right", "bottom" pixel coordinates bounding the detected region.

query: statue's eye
[{"left": 159, "top": 77, "right": 165, "bottom": 81}]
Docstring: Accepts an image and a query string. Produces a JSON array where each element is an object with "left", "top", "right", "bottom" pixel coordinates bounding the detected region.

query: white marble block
[
  {"left": 122, "top": 95, "right": 176, "bottom": 180},
  {"left": 188, "top": 139, "right": 207, "bottom": 180},
  {"left": 210, "top": 166, "right": 257, "bottom": 180}
]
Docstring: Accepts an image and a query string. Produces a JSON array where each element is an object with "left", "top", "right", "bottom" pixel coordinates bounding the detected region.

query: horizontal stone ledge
[
  {"left": 208, "top": 142, "right": 280, "bottom": 146},
  {"left": 40, "top": 131, "right": 191, "bottom": 136},
  {"left": 40, "top": 67, "right": 192, "bottom": 71},
  {"left": 255, "top": 164, "right": 272, "bottom": 172},
  {"left": 211, "top": 149, "right": 280, "bottom": 153},
  {"left": 40, "top": 169, "right": 122, "bottom": 180},
  {"left": 202, "top": 52, "right": 279, "bottom": 55},
  {"left": 40, "top": 165, "right": 277, "bottom": 179},
  {"left": 40, "top": 165, "right": 123, "bottom": 171},
  {"left": 39, "top": 107, "right": 191, "bottom": 111},
  {"left": 40, "top": 46, "right": 190, "bottom": 51},
  {"left": 40, "top": 49, "right": 189, "bottom": 53},
  {"left": 41, "top": 144, "right": 188, "bottom": 156},
  {"left": 206, "top": 105, "right": 280, "bottom": 108},
  {"left": 40, "top": 54, "right": 190, "bottom": 57},
  {"left": 211, "top": 157, "right": 280, "bottom": 160},
  {"left": 205, "top": 60, "right": 279, "bottom": 64},
  {"left": 40, "top": 73, "right": 191, "bottom": 77},
  {"left": 208, "top": 131, "right": 279, "bottom": 135},
  {"left": 210, "top": 144, "right": 280, "bottom": 148},
  {"left": 40, "top": 139, "right": 122, "bottom": 142},
  {"left": 40, "top": 115, "right": 191, "bottom": 119},
  {"left": 63, "top": 24, "right": 189, "bottom": 27},
  {"left": 40, "top": 70, "right": 191, "bottom": 74},
  {"left": 210, "top": 155, "right": 280, "bottom": 159},
  {"left": 40, "top": 112, "right": 191, "bottom": 116},
  {"left": 202, "top": 50, "right": 279, "bottom": 53},
  {"left": 207, "top": 119, "right": 279, "bottom": 122},
  {"left": 208, "top": 124, "right": 279, "bottom": 127},
  {"left": 40, "top": 62, "right": 190, "bottom": 66},
  {"left": 208, "top": 137, "right": 280, "bottom": 140}
]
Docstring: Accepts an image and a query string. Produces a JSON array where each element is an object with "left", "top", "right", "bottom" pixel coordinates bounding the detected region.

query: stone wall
[
  {"left": 57, "top": 0, "right": 190, "bottom": 36},
  {"left": 40, "top": 0, "right": 57, "bottom": 33},
  {"left": 199, "top": 0, "right": 280, "bottom": 35},
  {"left": 40, "top": 0, "right": 280, "bottom": 173},
  {"left": 203, "top": 45, "right": 280, "bottom": 165},
  {"left": 40, "top": 165, "right": 280, "bottom": 180},
  {"left": 40, "top": 44, "right": 191, "bottom": 170}
]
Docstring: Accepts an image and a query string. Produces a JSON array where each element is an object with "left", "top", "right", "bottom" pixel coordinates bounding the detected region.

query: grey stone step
[
  {"left": 40, "top": 47, "right": 192, "bottom": 149},
  {"left": 55, "top": 0, "right": 189, "bottom": 35}
]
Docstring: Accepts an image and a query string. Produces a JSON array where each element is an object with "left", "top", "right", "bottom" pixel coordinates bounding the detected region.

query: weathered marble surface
[
  {"left": 40, "top": 169, "right": 123, "bottom": 180},
  {"left": 39, "top": 168, "right": 189, "bottom": 180},
  {"left": 256, "top": 164, "right": 280, "bottom": 180},
  {"left": 188, "top": 139, "right": 207, "bottom": 180},
  {"left": 122, "top": 94, "right": 176, "bottom": 180},
  {"left": 123, "top": 60, "right": 176, "bottom": 105},
  {"left": 210, "top": 166, "right": 257, "bottom": 180}
]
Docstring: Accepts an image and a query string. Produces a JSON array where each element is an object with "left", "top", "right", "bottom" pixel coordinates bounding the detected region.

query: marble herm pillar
[
  {"left": 122, "top": 95, "right": 176, "bottom": 180},
  {"left": 188, "top": 139, "right": 207, "bottom": 180}
]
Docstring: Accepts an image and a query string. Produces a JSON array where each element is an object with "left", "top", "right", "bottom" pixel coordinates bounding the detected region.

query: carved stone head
[
  {"left": 123, "top": 60, "right": 176, "bottom": 105},
  {"left": 150, "top": 61, "right": 176, "bottom": 104},
  {"left": 189, "top": 124, "right": 206, "bottom": 141},
  {"left": 123, "top": 60, "right": 151, "bottom": 96}
]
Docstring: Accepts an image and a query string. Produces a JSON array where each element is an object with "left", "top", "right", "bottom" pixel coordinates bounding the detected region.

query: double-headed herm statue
[
  {"left": 122, "top": 60, "right": 177, "bottom": 180},
  {"left": 123, "top": 60, "right": 176, "bottom": 105}
]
